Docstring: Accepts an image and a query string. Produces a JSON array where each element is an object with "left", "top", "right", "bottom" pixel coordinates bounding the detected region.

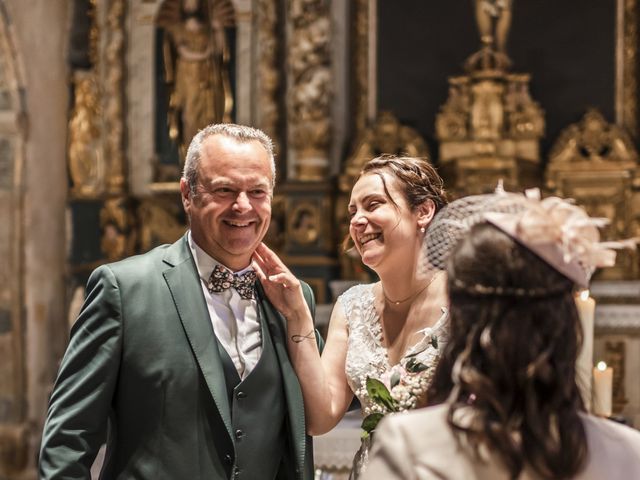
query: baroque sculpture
[
  {"left": 287, "top": 0, "right": 332, "bottom": 180},
  {"left": 156, "top": 0, "right": 235, "bottom": 159},
  {"left": 474, "top": 0, "right": 513, "bottom": 55},
  {"left": 435, "top": 0, "right": 544, "bottom": 196},
  {"left": 546, "top": 109, "right": 640, "bottom": 280}
]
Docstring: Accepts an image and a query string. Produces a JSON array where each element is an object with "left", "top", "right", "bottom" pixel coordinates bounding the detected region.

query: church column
[
  {"left": 275, "top": 0, "right": 338, "bottom": 304},
  {"left": 286, "top": 0, "right": 332, "bottom": 181},
  {"left": 1, "top": 1, "right": 69, "bottom": 478}
]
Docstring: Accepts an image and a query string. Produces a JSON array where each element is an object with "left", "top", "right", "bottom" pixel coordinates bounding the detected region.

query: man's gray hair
[{"left": 182, "top": 123, "right": 276, "bottom": 194}]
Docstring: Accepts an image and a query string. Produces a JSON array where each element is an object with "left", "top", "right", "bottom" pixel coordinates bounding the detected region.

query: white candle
[
  {"left": 575, "top": 290, "right": 595, "bottom": 411},
  {"left": 593, "top": 361, "right": 613, "bottom": 417}
]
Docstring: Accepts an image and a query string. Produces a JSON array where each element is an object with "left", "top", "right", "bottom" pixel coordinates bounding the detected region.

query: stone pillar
[
  {"left": 286, "top": 0, "right": 332, "bottom": 180},
  {"left": 277, "top": 0, "right": 338, "bottom": 303},
  {"left": 2, "top": 1, "right": 69, "bottom": 478}
]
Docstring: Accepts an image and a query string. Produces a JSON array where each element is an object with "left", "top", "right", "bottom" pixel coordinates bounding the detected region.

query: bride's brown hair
[{"left": 428, "top": 222, "right": 588, "bottom": 480}]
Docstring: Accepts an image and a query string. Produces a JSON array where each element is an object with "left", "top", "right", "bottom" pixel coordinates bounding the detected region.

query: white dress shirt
[{"left": 188, "top": 232, "right": 262, "bottom": 379}]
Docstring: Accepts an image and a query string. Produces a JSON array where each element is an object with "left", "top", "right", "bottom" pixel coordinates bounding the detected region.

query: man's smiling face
[{"left": 181, "top": 134, "right": 273, "bottom": 270}]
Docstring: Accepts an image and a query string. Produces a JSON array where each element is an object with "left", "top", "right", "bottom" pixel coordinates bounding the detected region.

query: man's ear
[
  {"left": 180, "top": 178, "right": 192, "bottom": 210},
  {"left": 417, "top": 199, "right": 436, "bottom": 230}
]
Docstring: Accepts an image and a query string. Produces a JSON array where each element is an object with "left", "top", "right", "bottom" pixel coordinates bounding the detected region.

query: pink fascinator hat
[
  {"left": 422, "top": 185, "right": 635, "bottom": 288},
  {"left": 485, "top": 188, "right": 634, "bottom": 288}
]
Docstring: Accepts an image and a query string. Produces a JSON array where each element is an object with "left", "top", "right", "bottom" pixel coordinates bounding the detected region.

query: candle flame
[
  {"left": 580, "top": 290, "right": 590, "bottom": 301},
  {"left": 597, "top": 361, "right": 607, "bottom": 371}
]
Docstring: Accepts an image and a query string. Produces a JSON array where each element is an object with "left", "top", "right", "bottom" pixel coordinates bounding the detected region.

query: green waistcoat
[{"left": 214, "top": 309, "right": 286, "bottom": 480}]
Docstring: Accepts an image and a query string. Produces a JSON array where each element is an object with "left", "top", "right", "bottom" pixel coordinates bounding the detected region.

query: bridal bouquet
[{"left": 359, "top": 335, "right": 438, "bottom": 437}]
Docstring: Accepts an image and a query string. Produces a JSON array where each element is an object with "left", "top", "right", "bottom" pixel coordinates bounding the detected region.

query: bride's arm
[
  {"left": 253, "top": 243, "right": 354, "bottom": 435},
  {"left": 289, "top": 297, "right": 354, "bottom": 435}
]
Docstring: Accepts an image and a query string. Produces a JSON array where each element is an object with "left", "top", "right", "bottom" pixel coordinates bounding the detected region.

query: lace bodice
[{"left": 340, "top": 283, "right": 448, "bottom": 415}]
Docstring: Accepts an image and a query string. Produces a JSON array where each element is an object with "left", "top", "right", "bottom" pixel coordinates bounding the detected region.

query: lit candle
[
  {"left": 593, "top": 361, "right": 613, "bottom": 417},
  {"left": 575, "top": 290, "right": 595, "bottom": 411}
]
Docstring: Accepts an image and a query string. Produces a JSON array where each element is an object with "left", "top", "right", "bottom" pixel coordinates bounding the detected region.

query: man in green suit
[{"left": 40, "top": 124, "right": 318, "bottom": 479}]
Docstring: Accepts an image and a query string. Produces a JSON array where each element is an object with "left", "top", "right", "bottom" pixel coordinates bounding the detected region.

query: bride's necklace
[{"left": 382, "top": 272, "right": 441, "bottom": 305}]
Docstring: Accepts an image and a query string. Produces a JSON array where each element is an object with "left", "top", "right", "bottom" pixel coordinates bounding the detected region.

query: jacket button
[
  {"left": 224, "top": 454, "right": 232, "bottom": 465},
  {"left": 235, "top": 429, "right": 244, "bottom": 439},
  {"left": 236, "top": 391, "right": 247, "bottom": 399}
]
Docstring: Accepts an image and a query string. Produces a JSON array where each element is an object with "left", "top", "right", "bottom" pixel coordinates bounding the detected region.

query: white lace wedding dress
[{"left": 339, "top": 283, "right": 449, "bottom": 479}]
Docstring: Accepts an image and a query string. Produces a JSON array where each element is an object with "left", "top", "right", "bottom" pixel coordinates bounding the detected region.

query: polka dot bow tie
[{"left": 207, "top": 264, "right": 257, "bottom": 300}]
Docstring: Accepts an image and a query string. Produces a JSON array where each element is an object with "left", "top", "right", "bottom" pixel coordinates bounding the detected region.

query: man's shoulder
[{"left": 94, "top": 237, "right": 187, "bottom": 279}]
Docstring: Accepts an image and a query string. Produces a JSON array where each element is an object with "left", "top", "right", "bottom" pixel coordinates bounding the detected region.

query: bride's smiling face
[{"left": 348, "top": 172, "right": 421, "bottom": 272}]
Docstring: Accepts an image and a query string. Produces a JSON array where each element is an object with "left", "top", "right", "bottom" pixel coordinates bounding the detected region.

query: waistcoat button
[
  {"left": 236, "top": 391, "right": 247, "bottom": 399},
  {"left": 235, "top": 429, "right": 244, "bottom": 439}
]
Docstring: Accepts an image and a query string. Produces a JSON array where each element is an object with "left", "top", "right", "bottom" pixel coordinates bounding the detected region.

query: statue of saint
[
  {"left": 473, "top": 0, "right": 513, "bottom": 53},
  {"left": 157, "top": 0, "right": 235, "bottom": 159}
]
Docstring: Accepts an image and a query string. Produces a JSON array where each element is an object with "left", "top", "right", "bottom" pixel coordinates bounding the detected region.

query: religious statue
[
  {"left": 474, "top": 0, "right": 513, "bottom": 54},
  {"left": 156, "top": 0, "right": 235, "bottom": 160},
  {"left": 68, "top": 70, "right": 104, "bottom": 197}
]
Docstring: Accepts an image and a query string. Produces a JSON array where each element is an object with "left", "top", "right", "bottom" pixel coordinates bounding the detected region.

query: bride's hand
[{"left": 252, "top": 243, "right": 310, "bottom": 322}]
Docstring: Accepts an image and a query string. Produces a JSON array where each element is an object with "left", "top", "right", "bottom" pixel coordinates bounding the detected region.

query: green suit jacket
[{"left": 39, "top": 235, "right": 318, "bottom": 479}]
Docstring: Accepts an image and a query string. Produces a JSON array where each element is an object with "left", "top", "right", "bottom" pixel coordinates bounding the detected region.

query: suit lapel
[
  {"left": 256, "top": 282, "right": 306, "bottom": 476},
  {"left": 162, "top": 236, "right": 233, "bottom": 442}
]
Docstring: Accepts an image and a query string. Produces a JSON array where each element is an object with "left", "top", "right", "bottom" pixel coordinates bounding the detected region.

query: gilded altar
[
  {"left": 436, "top": 41, "right": 544, "bottom": 197},
  {"left": 546, "top": 109, "right": 640, "bottom": 280}
]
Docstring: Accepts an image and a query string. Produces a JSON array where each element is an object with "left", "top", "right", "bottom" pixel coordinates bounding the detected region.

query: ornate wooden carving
[
  {"left": 256, "top": 0, "right": 281, "bottom": 163},
  {"left": 104, "top": 0, "right": 126, "bottom": 194},
  {"left": 617, "top": 0, "right": 638, "bottom": 137},
  {"left": 436, "top": 43, "right": 544, "bottom": 196},
  {"left": 287, "top": 0, "right": 332, "bottom": 180},
  {"left": 546, "top": 109, "right": 640, "bottom": 279}
]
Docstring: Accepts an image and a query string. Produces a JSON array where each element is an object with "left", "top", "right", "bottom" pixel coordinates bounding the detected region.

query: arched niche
[{"left": 126, "top": 0, "right": 256, "bottom": 196}]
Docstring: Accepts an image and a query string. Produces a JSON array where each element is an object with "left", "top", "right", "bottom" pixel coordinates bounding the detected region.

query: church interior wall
[
  {"left": 1, "top": 0, "right": 640, "bottom": 477},
  {"left": 1, "top": 1, "right": 69, "bottom": 477}
]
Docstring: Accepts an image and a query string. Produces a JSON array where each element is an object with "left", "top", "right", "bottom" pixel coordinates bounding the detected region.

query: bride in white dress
[{"left": 253, "top": 155, "right": 449, "bottom": 478}]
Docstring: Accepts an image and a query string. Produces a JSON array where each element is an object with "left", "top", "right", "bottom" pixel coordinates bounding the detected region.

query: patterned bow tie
[{"left": 207, "top": 264, "right": 257, "bottom": 300}]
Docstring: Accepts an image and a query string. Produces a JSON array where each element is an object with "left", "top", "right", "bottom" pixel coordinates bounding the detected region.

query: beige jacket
[{"left": 363, "top": 404, "right": 640, "bottom": 480}]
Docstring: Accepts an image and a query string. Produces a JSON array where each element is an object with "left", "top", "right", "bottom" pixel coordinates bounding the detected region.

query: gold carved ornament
[
  {"left": 340, "top": 111, "right": 430, "bottom": 193},
  {"left": 352, "top": 0, "right": 370, "bottom": 137},
  {"left": 287, "top": 0, "right": 332, "bottom": 180},
  {"left": 287, "top": 202, "right": 320, "bottom": 246},
  {"left": 256, "top": 0, "right": 281, "bottom": 161},
  {"left": 100, "top": 197, "right": 137, "bottom": 261},
  {"left": 546, "top": 109, "right": 640, "bottom": 279},
  {"left": 435, "top": 22, "right": 544, "bottom": 195},
  {"left": 547, "top": 109, "right": 638, "bottom": 172},
  {"left": 68, "top": 71, "right": 104, "bottom": 197},
  {"left": 263, "top": 194, "right": 286, "bottom": 253},
  {"left": 137, "top": 197, "right": 187, "bottom": 253},
  {"left": 68, "top": 0, "right": 104, "bottom": 198},
  {"left": 104, "top": 0, "right": 126, "bottom": 194}
]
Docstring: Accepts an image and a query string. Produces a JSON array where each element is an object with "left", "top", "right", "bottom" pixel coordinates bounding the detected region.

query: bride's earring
[{"left": 420, "top": 226, "right": 426, "bottom": 234}]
